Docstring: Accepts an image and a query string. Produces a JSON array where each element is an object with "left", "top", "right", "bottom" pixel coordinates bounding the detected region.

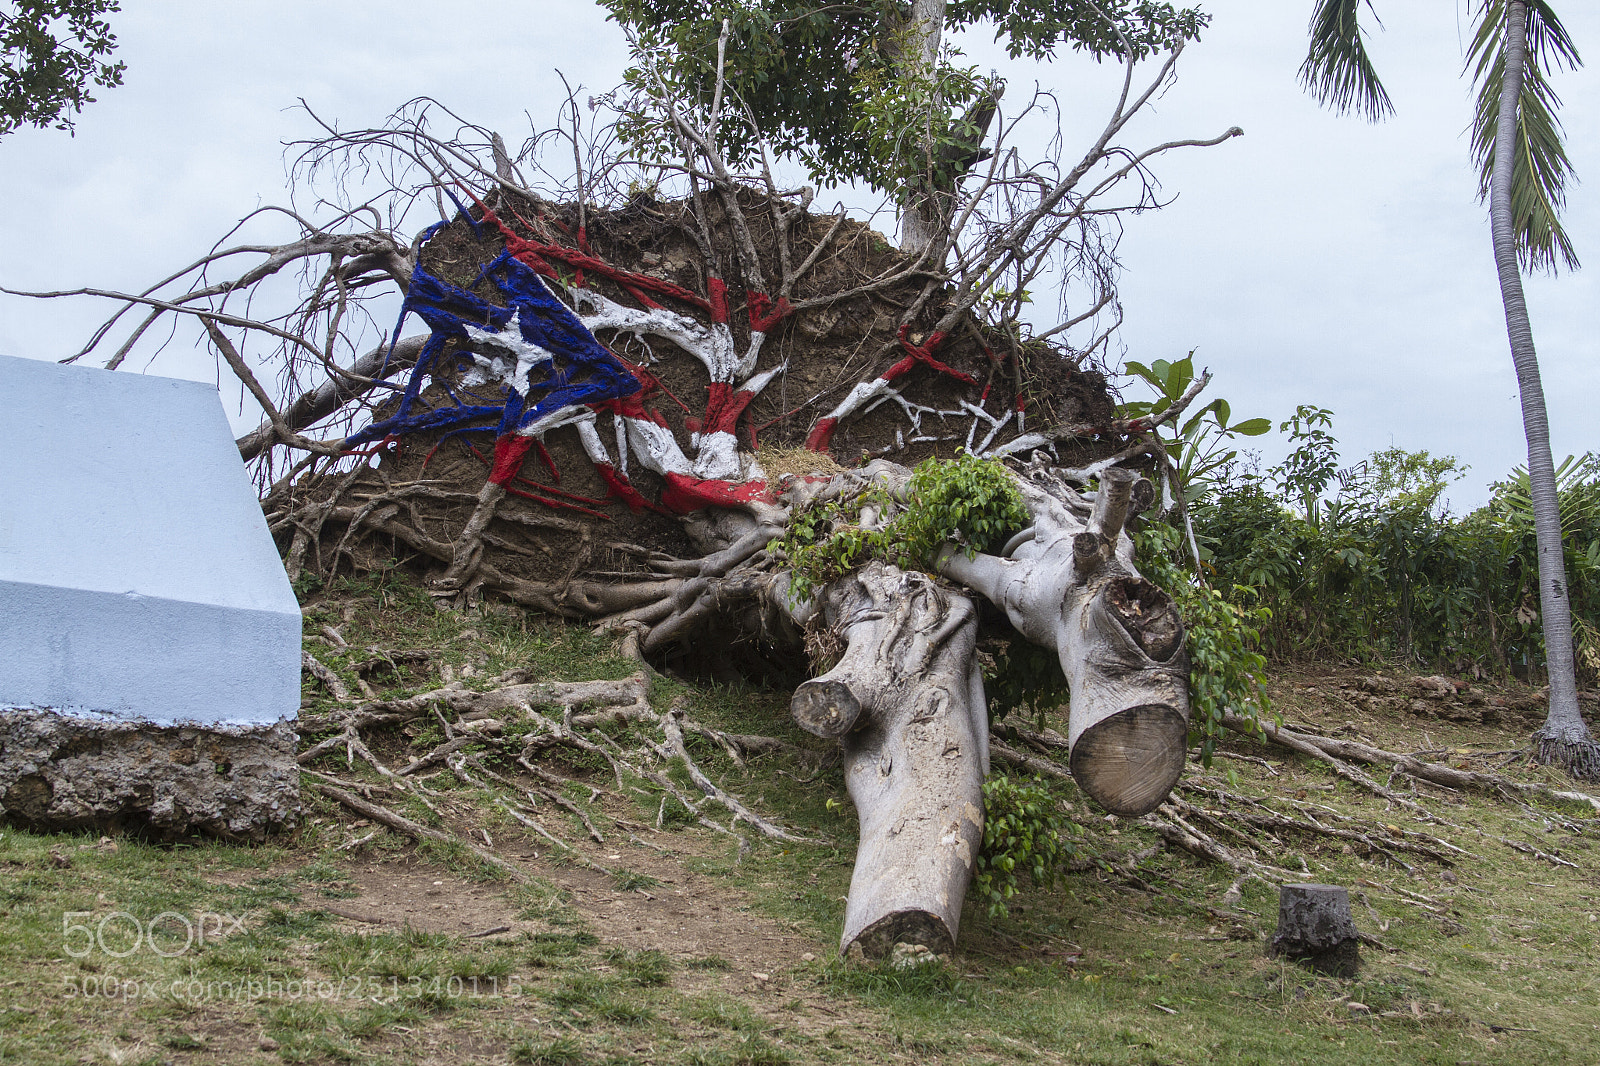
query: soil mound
[{"left": 282, "top": 190, "right": 1122, "bottom": 597}]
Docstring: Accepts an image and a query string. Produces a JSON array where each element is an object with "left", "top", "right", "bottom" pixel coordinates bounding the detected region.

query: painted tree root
[
  {"left": 940, "top": 464, "right": 1190, "bottom": 815},
  {"left": 792, "top": 562, "right": 988, "bottom": 957}
]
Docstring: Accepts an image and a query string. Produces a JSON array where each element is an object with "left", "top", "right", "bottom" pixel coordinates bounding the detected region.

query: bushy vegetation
[
  {"left": 775, "top": 451, "right": 1029, "bottom": 603},
  {"left": 1135, "top": 520, "right": 1272, "bottom": 762},
  {"left": 1188, "top": 407, "right": 1600, "bottom": 682},
  {"left": 972, "top": 775, "right": 1080, "bottom": 918}
]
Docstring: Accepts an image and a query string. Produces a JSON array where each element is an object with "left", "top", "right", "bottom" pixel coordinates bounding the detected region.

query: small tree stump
[{"left": 1270, "top": 883, "right": 1360, "bottom": 977}]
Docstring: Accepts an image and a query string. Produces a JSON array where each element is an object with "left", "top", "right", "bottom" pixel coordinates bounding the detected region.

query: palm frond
[
  {"left": 1300, "top": 0, "right": 1394, "bottom": 121},
  {"left": 1468, "top": 0, "right": 1583, "bottom": 273}
]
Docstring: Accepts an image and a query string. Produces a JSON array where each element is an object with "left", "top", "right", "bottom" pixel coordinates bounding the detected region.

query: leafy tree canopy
[
  {"left": 600, "top": 0, "right": 1208, "bottom": 191},
  {"left": 1, "top": 0, "right": 124, "bottom": 138}
]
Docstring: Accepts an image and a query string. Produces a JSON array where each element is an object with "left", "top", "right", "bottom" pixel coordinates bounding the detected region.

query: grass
[
  {"left": 605, "top": 947, "right": 673, "bottom": 987},
  {"left": 614, "top": 869, "right": 663, "bottom": 892},
  {"left": 640, "top": 666, "right": 1600, "bottom": 1065},
  {"left": 511, "top": 1035, "right": 586, "bottom": 1065},
  {"left": 3, "top": 572, "right": 1596, "bottom": 1064}
]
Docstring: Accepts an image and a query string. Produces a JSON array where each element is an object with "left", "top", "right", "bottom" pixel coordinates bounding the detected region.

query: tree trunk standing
[
  {"left": 792, "top": 562, "right": 988, "bottom": 957},
  {"left": 1490, "top": 2, "right": 1598, "bottom": 778},
  {"left": 897, "top": 0, "right": 948, "bottom": 257}
]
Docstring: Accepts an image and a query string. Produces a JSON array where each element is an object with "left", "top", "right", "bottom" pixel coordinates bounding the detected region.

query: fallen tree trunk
[
  {"left": 940, "top": 463, "right": 1189, "bottom": 815},
  {"left": 794, "top": 562, "right": 988, "bottom": 957}
]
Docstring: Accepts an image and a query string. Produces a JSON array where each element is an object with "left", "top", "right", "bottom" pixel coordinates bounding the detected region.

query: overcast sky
[{"left": 1, "top": 1, "right": 1593, "bottom": 511}]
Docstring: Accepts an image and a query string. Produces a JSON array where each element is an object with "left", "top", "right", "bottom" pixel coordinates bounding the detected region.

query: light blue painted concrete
[{"left": 0, "top": 354, "right": 300, "bottom": 726}]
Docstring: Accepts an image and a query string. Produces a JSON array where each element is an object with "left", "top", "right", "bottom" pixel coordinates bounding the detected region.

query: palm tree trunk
[{"left": 1491, "top": 1, "right": 1597, "bottom": 779}]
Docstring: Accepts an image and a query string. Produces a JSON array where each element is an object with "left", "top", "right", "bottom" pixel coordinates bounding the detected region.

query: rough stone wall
[{"left": 0, "top": 711, "right": 299, "bottom": 840}]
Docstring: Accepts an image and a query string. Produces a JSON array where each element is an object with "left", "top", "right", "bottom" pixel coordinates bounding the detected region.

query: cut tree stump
[{"left": 1270, "top": 883, "right": 1361, "bottom": 977}]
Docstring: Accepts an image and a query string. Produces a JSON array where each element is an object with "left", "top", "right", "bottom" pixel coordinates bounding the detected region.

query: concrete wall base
[{"left": 0, "top": 709, "right": 299, "bottom": 840}]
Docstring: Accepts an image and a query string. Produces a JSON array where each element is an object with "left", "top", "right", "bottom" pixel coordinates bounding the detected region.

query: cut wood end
[
  {"left": 1069, "top": 703, "right": 1188, "bottom": 816},
  {"left": 843, "top": 908, "right": 955, "bottom": 959},
  {"left": 791, "top": 678, "right": 863, "bottom": 738}
]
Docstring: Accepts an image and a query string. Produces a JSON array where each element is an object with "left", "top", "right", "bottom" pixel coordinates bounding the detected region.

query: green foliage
[
  {"left": 1299, "top": 0, "right": 1394, "bottom": 122},
  {"left": 982, "top": 637, "right": 1070, "bottom": 727},
  {"left": 1301, "top": 0, "right": 1583, "bottom": 272},
  {"left": 1117, "top": 362, "right": 1274, "bottom": 755},
  {"left": 599, "top": 0, "right": 1206, "bottom": 193},
  {"left": 972, "top": 775, "right": 1077, "bottom": 919},
  {"left": 1466, "top": 0, "right": 1583, "bottom": 273},
  {"left": 1193, "top": 407, "right": 1600, "bottom": 681},
  {"left": 1, "top": 1, "right": 124, "bottom": 137},
  {"left": 1274, "top": 404, "right": 1340, "bottom": 527},
  {"left": 774, "top": 451, "right": 1028, "bottom": 603},
  {"left": 1121, "top": 355, "right": 1271, "bottom": 501},
  {"left": 1136, "top": 521, "right": 1271, "bottom": 763},
  {"left": 849, "top": 46, "right": 989, "bottom": 206}
]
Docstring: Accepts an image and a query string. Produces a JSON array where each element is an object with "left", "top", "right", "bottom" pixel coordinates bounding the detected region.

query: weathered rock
[
  {"left": 0, "top": 710, "right": 298, "bottom": 840},
  {"left": 1270, "top": 883, "right": 1361, "bottom": 977}
]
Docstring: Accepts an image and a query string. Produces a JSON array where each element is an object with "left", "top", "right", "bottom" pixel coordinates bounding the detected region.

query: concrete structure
[{"left": 0, "top": 354, "right": 300, "bottom": 837}]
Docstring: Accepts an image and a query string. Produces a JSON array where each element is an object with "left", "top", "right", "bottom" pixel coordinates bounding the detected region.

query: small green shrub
[
  {"left": 774, "top": 451, "right": 1028, "bottom": 602},
  {"left": 1136, "top": 521, "right": 1271, "bottom": 764},
  {"left": 972, "top": 775, "right": 1077, "bottom": 919}
]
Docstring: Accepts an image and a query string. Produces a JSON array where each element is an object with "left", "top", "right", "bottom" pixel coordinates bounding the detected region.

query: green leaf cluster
[
  {"left": 972, "top": 774, "right": 1079, "bottom": 919},
  {"left": 1467, "top": 0, "right": 1583, "bottom": 271},
  {"left": 848, "top": 46, "right": 989, "bottom": 205},
  {"left": 773, "top": 451, "right": 1028, "bottom": 603},
  {"left": 1120, "top": 354, "right": 1270, "bottom": 501},
  {"left": 1273, "top": 404, "right": 1339, "bottom": 528},
  {"left": 1135, "top": 521, "right": 1271, "bottom": 765},
  {"left": 599, "top": 0, "right": 1206, "bottom": 194},
  {"left": 1300, "top": 0, "right": 1584, "bottom": 273},
  {"left": 982, "top": 637, "right": 1070, "bottom": 728},
  {"left": 1, "top": 1, "right": 124, "bottom": 138}
]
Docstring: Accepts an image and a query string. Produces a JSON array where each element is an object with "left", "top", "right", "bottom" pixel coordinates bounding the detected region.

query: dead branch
[
  {"left": 661, "top": 702, "right": 810, "bottom": 843},
  {"left": 313, "top": 781, "right": 531, "bottom": 882},
  {"left": 1226, "top": 714, "right": 1600, "bottom": 815}
]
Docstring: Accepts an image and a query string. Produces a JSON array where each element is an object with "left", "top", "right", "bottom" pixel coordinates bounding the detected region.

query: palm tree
[{"left": 1301, "top": 0, "right": 1595, "bottom": 778}]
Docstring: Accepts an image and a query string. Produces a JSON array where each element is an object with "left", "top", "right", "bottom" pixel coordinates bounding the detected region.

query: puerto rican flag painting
[{"left": 344, "top": 214, "right": 792, "bottom": 517}]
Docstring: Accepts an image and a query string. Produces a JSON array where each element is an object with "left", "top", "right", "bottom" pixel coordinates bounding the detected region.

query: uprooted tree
[{"left": 10, "top": 14, "right": 1246, "bottom": 956}]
